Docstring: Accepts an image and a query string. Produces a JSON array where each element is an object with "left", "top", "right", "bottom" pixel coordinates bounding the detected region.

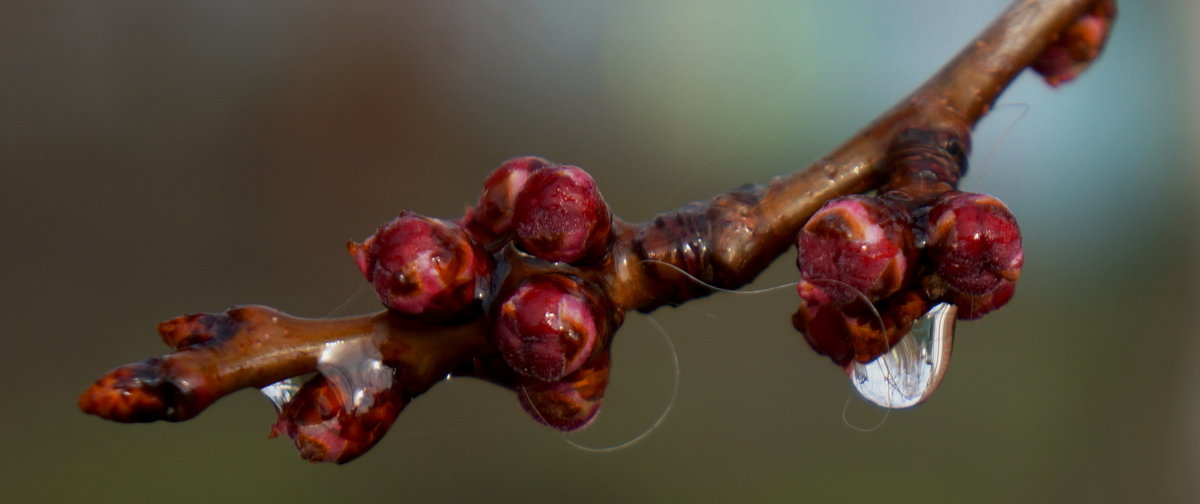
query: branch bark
[
  {"left": 78, "top": 0, "right": 1109, "bottom": 452},
  {"left": 625, "top": 0, "right": 1094, "bottom": 309}
]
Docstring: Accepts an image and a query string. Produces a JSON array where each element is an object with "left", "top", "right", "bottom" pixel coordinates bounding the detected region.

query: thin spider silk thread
[
  {"left": 657, "top": 124, "right": 751, "bottom": 206},
  {"left": 655, "top": 84, "right": 787, "bottom": 207},
  {"left": 638, "top": 259, "right": 797, "bottom": 295},
  {"left": 323, "top": 283, "right": 370, "bottom": 317},
  {"left": 640, "top": 258, "right": 906, "bottom": 429},
  {"left": 971, "top": 102, "right": 1029, "bottom": 187},
  {"left": 518, "top": 313, "right": 680, "bottom": 453},
  {"left": 799, "top": 277, "right": 895, "bottom": 432},
  {"left": 632, "top": 258, "right": 797, "bottom": 325}
]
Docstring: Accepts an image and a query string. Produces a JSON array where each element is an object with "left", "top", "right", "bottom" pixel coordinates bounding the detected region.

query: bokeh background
[{"left": 4, "top": 1, "right": 1197, "bottom": 502}]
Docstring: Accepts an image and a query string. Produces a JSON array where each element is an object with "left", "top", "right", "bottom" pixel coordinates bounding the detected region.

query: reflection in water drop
[
  {"left": 849, "top": 303, "right": 956, "bottom": 409},
  {"left": 317, "top": 337, "right": 395, "bottom": 413},
  {"left": 260, "top": 377, "right": 306, "bottom": 412}
]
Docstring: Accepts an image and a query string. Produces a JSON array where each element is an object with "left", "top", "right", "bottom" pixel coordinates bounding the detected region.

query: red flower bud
[
  {"left": 349, "top": 212, "right": 491, "bottom": 319},
  {"left": 945, "top": 277, "right": 1016, "bottom": 320},
  {"left": 792, "top": 286, "right": 860, "bottom": 367},
  {"left": 793, "top": 277, "right": 889, "bottom": 366},
  {"left": 269, "top": 374, "right": 405, "bottom": 464},
  {"left": 796, "top": 195, "right": 916, "bottom": 302},
  {"left": 517, "top": 351, "right": 610, "bottom": 432},
  {"left": 493, "top": 275, "right": 604, "bottom": 382},
  {"left": 926, "top": 192, "right": 1023, "bottom": 303},
  {"left": 513, "top": 165, "right": 613, "bottom": 264},
  {"left": 1031, "top": 0, "right": 1116, "bottom": 87},
  {"left": 794, "top": 283, "right": 933, "bottom": 366},
  {"left": 466, "top": 156, "right": 552, "bottom": 243}
]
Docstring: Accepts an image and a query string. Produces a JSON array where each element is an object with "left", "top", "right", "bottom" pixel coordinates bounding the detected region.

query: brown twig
[
  {"left": 628, "top": 0, "right": 1096, "bottom": 307},
  {"left": 79, "top": 0, "right": 1108, "bottom": 440},
  {"left": 79, "top": 307, "right": 489, "bottom": 422}
]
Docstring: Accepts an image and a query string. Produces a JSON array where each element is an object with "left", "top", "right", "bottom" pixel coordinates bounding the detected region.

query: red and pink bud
[
  {"left": 925, "top": 192, "right": 1023, "bottom": 319},
  {"left": 948, "top": 279, "right": 1016, "bottom": 320},
  {"left": 493, "top": 274, "right": 605, "bottom": 383},
  {"left": 796, "top": 195, "right": 916, "bottom": 302},
  {"left": 349, "top": 212, "right": 491, "bottom": 319},
  {"left": 466, "top": 156, "right": 552, "bottom": 243},
  {"left": 926, "top": 192, "right": 1023, "bottom": 294},
  {"left": 517, "top": 351, "right": 611, "bottom": 432},
  {"left": 793, "top": 282, "right": 929, "bottom": 366},
  {"left": 1032, "top": 0, "right": 1116, "bottom": 87},
  {"left": 512, "top": 165, "right": 613, "bottom": 264},
  {"left": 269, "top": 374, "right": 405, "bottom": 464},
  {"left": 793, "top": 283, "right": 870, "bottom": 367}
]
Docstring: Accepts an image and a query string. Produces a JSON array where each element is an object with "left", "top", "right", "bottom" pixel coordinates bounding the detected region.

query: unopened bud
[
  {"left": 513, "top": 165, "right": 613, "bottom": 264},
  {"left": 349, "top": 212, "right": 491, "bottom": 319}
]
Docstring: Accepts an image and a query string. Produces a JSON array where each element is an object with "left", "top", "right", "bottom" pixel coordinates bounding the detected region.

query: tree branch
[
  {"left": 627, "top": 0, "right": 1097, "bottom": 308},
  {"left": 78, "top": 0, "right": 1114, "bottom": 462}
]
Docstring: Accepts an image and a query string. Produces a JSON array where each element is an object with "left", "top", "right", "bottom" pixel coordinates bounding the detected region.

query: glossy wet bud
[
  {"left": 946, "top": 278, "right": 1016, "bottom": 320},
  {"left": 1032, "top": 0, "right": 1116, "bottom": 87},
  {"left": 493, "top": 274, "right": 604, "bottom": 383},
  {"left": 793, "top": 289, "right": 855, "bottom": 367},
  {"left": 517, "top": 351, "right": 611, "bottom": 432},
  {"left": 269, "top": 374, "right": 405, "bottom": 464},
  {"left": 512, "top": 165, "right": 613, "bottom": 264},
  {"left": 466, "top": 156, "right": 552, "bottom": 243},
  {"left": 926, "top": 192, "right": 1023, "bottom": 304},
  {"left": 795, "top": 282, "right": 930, "bottom": 366},
  {"left": 349, "top": 212, "right": 490, "bottom": 319},
  {"left": 796, "top": 195, "right": 916, "bottom": 302},
  {"left": 793, "top": 281, "right": 878, "bottom": 367}
]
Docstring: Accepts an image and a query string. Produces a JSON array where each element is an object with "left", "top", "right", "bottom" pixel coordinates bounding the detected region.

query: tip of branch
[
  {"left": 78, "top": 360, "right": 178, "bottom": 423},
  {"left": 1032, "top": 0, "right": 1116, "bottom": 87},
  {"left": 78, "top": 355, "right": 215, "bottom": 423}
]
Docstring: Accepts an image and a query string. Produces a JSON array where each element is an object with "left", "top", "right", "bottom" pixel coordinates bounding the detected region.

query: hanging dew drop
[
  {"left": 316, "top": 337, "right": 395, "bottom": 413},
  {"left": 260, "top": 338, "right": 397, "bottom": 413},
  {"left": 260, "top": 377, "right": 306, "bottom": 412},
  {"left": 849, "top": 303, "right": 956, "bottom": 409}
]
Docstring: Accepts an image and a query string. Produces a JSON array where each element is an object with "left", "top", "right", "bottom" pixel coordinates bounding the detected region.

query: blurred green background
[{"left": 3, "top": 1, "right": 1197, "bottom": 502}]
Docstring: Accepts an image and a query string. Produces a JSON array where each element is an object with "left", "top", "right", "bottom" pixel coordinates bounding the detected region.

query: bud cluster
[
  {"left": 793, "top": 129, "right": 1023, "bottom": 366},
  {"left": 347, "top": 156, "right": 617, "bottom": 432},
  {"left": 463, "top": 157, "right": 615, "bottom": 264}
]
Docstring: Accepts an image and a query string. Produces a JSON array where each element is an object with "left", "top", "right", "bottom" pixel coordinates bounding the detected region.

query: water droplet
[
  {"left": 849, "top": 303, "right": 956, "bottom": 409},
  {"left": 260, "top": 377, "right": 306, "bottom": 412},
  {"left": 317, "top": 337, "right": 395, "bottom": 413}
]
